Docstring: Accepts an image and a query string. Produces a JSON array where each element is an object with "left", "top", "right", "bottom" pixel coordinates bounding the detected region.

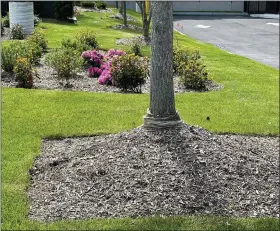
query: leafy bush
[
  {"left": 2, "top": 14, "right": 9, "bottom": 27},
  {"left": 111, "top": 54, "right": 149, "bottom": 93},
  {"left": 25, "top": 42, "right": 44, "bottom": 65},
  {"left": 177, "top": 50, "right": 208, "bottom": 90},
  {"left": 28, "top": 30, "right": 48, "bottom": 52},
  {"left": 10, "top": 24, "right": 24, "bottom": 40},
  {"left": 81, "top": 1, "right": 95, "bottom": 8},
  {"left": 62, "top": 38, "right": 91, "bottom": 55},
  {"left": 173, "top": 48, "right": 193, "bottom": 74},
  {"left": 75, "top": 28, "right": 99, "bottom": 49},
  {"left": 1, "top": 41, "right": 43, "bottom": 72},
  {"left": 45, "top": 48, "right": 83, "bottom": 86},
  {"left": 130, "top": 41, "right": 142, "bottom": 56},
  {"left": 13, "top": 57, "right": 38, "bottom": 88},
  {"left": 95, "top": 1, "right": 106, "bottom": 9},
  {"left": 1, "top": 43, "right": 19, "bottom": 72}
]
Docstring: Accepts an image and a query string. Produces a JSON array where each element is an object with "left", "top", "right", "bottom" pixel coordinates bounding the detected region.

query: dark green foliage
[
  {"left": 28, "top": 30, "right": 48, "bottom": 52},
  {"left": 111, "top": 54, "right": 149, "bottom": 93},
  {"left": 81, "top": 1, "right": 96, "bottom": 8},
  {"left": 9, "top": 24, "right": 24, "bottom": 40},
  {"left": 94, "top": 1, "right": 107, "bottom": 9},
  {"left": 174, "top": 49, "right": 209, "bottom": 90},
  {"left": 53, "top": 1, "right": 74, "bottom": 20}
]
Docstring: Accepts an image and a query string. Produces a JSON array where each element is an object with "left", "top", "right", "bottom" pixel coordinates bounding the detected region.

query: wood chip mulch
[{"left": 28, "top": 124, "right": 279, "bottom": 222}]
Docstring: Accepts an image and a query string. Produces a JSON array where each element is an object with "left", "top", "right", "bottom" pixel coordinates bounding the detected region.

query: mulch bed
[
  {"left": 1, "top": 57, "right": 222, "bottom": 94},
  {"left": 111, "top": 24, "right": 143, "bottom": 32},
  {"left": 116, "top": 35, "right": 151, "bottom": 46},
  {"left": 28, "top": 124, "right": 279, "bottom": 221}
]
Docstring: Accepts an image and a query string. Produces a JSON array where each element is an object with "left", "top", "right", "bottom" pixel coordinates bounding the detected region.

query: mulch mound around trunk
[{"left": 28, "top": 124, "right": 279, "bottom": 222}]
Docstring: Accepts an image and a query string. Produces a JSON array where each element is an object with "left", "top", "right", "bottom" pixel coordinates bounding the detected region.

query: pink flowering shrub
[
  {"left": 81, "top": 50, "right": 105, "bottom": 67},
  {"left": 82, "top": 48, "right": 126, "bottom": 83},
  {"left": 88, "top": 67, "right": 102, "bottom": 78}
]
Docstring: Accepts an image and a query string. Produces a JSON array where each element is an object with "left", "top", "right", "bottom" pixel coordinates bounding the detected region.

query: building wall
[
  {"left": 105, "top": 1, "right": 245, "bottom": 13},
  {"left": 173, "top": 1, "right": 244, "bottom": 12},
  {"left": 104, "top": 1, "right": 136, "bottom": 11}
]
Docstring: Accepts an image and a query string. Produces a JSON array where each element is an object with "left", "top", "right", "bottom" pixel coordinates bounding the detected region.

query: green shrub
[
  {"left": 177, "top": 51, "right": 208, "bottom": 90},
  {"left": 1, "top": 43, "right": 19, "bottom": 72},
  {"left": 81, "top": 1, "right": 95, "bottom": 8},
  {"left": 45, "top": 48, "right": 83, "bottom": 86},
  {"left": 173, "top": 48, "right": 193, "bottom": 74},
  {"left": 28, "top": 30, "right": 48, "bottom": 52},
  {"left": 2, "top": 14, "right": 9, "bottom": 27},
  {"left": 13, "top": 57, "right": 38, "bottom": 88},
  {"left": 1, "top": 41, "right": 43, "bottom": 72},
  {"left": 130, "top": 41, "right": 142, "bottom": 56},
  {"left": 75, "top": 28, "right": 99, "bottom": 49},
  {"left": 61, "top": 38, "right": 91, "bottom": 54},
  {"left": 95, "top": 1, "right": 106, "bottom": 9},
  {"left": 9, "top": 24, "right": 24, "bottom": 40},
  {"left": 25, "top": 42, "right": 44, "bottom": 65},
  {"left": 111, "top": 54, "right": 149, "bottom": 93}
]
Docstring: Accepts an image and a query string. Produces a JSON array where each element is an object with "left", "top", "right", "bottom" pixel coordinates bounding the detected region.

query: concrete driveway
[{"left": 173, "top": 16, "right": 279, "bottom": 69}]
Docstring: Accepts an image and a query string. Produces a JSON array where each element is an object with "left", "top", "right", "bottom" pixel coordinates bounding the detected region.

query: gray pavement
[{"left": 174, "top": 16, "right": 279, "bottom": 69}]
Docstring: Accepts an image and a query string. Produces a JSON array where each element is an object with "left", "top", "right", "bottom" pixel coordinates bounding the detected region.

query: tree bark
[
  {"left": 143, "top": 1, "right": 182, "bottom": 129},
  {"left": 123, "top": 1, "right": 127, "bottom": 27},
  {"left": 136, "top": 1, "right": 152, "bottom": 42}
]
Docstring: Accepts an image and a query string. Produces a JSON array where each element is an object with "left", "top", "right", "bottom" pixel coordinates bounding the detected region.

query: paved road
[{"left": 174, "top": 16, "right": 279, "bottom": 69}]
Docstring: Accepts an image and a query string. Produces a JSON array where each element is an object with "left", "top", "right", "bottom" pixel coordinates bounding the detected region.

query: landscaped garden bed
[{"left": 1, "top": 6, "right": 279, "bottom": 231}]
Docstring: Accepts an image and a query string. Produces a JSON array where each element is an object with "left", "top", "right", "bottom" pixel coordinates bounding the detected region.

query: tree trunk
[
  {"left": 123, "top": 1, "right": 127, "bottom": 27},
  {"left": 143, "top": 1, "right": 182, "bottom": 129},
  {"left": 143, "top": 18, "right": 150, "bottom": 42},
  {"left": 119, "top": 1, "right": 123, "bottom": 14}
]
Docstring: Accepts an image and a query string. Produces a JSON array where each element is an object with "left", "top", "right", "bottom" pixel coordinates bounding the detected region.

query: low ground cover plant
[
  {"left": 174, "top": 48, "right": 209, "bottom": 90},
  {"left": 45, "top": 47, "right": 83, "bottom": 87},
  {"left": 9, "top": 24, "right": 24, "bottom": 40}
]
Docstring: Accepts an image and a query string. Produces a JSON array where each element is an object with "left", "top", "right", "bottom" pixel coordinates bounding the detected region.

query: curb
[{"left": 173, "top": 12, "right": 248, "bottom": 16}]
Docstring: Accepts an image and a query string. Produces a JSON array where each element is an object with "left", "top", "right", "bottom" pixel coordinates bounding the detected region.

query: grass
[{"left": 1, "top": 7, "right": 279, "bottom": 231}]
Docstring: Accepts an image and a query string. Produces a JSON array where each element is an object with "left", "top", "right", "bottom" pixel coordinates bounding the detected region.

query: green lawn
[{"left": 1, "top": 8, "right": 279, "bottom": 231}]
